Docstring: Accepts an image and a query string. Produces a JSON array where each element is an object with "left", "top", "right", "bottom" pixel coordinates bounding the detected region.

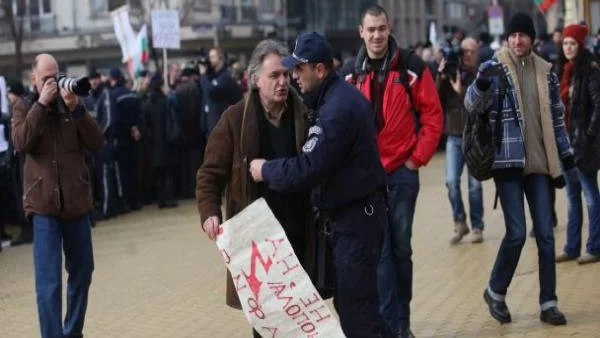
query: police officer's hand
[
  {"left": 60, "top": 88, "right": 79, "bottom": 112},
  {"left": 38, "top": 78, "right": 58, "bottom": 107},
  {"left": 249, "top": 159, "right": 266, "bottom": 182},
  {"left": 202, "top": 215, "right": 221, "bottom": 241}
]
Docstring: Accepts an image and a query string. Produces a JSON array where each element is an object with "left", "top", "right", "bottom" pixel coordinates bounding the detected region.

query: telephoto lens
[{"left": 56, "top": 74, "right": 91, "bottom": 96}]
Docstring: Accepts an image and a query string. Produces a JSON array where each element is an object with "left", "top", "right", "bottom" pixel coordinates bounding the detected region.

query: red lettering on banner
[
  {"left": 268, "top": 281, "right": 294, "bottom": 308},
  {"left": 265, "top": 237, "right": 285, "bottom": 258},
  {"left": 309, "top": 305, "right": 332, "bottom": 323},
  {"left": 300, "top": 322, "right": 317, "bottom": 333},
  {"left": 247, "top": 297, "right": 266, "bottom": 319},
  {"left": 243, "top": 241, "right": 273, "bottom": 302},
  {"left": 277, "top": 252, "right": 300, "bottom": 275},
  {"left": 261, "top": 326, "right": 279, "bottom": 338},
  {"left": 300, "top": 292, "right": 320, "bottom": 308},
  {"left": 233, "top": 273, "right": 248, "bottom": 291},
  {"left": 220, "top": 248, "right": 231, "bottom": 264}
]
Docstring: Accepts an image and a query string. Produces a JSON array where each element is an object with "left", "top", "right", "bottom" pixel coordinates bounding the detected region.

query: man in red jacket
[{"left": 343, "top": 5, "right": 443, "bottom": 338}]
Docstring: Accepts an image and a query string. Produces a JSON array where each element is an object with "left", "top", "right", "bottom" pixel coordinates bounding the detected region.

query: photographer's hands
[
  {"left": 38, "top": 78, "right": 57, "bottom": 107},
  {"left": 60, "top": 88, "right": 79, "bottom": 112}
]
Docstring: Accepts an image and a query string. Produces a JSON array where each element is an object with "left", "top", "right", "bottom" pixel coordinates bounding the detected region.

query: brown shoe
[
  {"left": 471, "top": 229, "right": 484, "bottom": 243},
  {"left": 450, "top": 221, "right": 470, "bottom": 245},
  {"left": 555, "top": 252, "right": 578, "bottom": 263},
  {"left": 577, "top": 253, "right": 600, "bottom": 265}
]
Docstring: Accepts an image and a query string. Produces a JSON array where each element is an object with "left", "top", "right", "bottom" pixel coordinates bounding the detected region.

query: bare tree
[{"left": 1, "top": 0, "right": 25, "bottom": 78}]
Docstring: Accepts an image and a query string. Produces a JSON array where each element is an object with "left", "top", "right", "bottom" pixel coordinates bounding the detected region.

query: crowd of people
[{"left": 1, "top": 4, "right": 600, "bottom": 338}]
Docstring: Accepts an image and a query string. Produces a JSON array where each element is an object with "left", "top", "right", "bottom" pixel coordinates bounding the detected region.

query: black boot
[
  {"left": 540, "top": 307, "right": 567, "bottom": 325},
  {"left": 11, "top": 224, "right": 33, "bottom": 246}
]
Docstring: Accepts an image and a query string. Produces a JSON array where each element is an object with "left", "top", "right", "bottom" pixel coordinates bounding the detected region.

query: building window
[
  {"left": 259, "top": 0, "right": 274, "bottom": 12},
  {"left": 425, "top": 0, "right": 435, "bottom": 15},
  {"left": 108, "top": 0, "right": 126, "bottom": 11},
  {"left": 445, "top": 2, "right": 466, "bottom": 20},
  {"left": 194, "top": 0, "right": 212, "bottom": 12},
  {"left": 90, "top": 0, "right": 107, "bottom": 15}
]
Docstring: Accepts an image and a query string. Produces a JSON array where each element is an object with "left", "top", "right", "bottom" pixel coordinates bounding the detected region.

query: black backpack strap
[{"left": 397, "top": 49, "right": 425, "bottom": 133}]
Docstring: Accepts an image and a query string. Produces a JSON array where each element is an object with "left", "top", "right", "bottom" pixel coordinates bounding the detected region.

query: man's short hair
[
  {"left": 311, "top": 60, "right": 334, "bottom": 72},
  {"left": 361, "top": 5, "right": 389, "bottom": 23},
  {"left": 210, "top": 46, "right": 225, "bottom": 59}
]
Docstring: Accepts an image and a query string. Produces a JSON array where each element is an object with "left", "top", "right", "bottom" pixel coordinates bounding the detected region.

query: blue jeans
[
  {"left": 565, "top": 170, "right": 600, "bottom": 256},
  {"left": 378, "top": 165, "right": 419, "bottom": 334},
  {"left": 445, "top": 136, "right": 484, "bottom": 229},
  {"left": 34, "top": 214, "right": 94, "bottom": 338},
  {"left": 490, "top": 174, "right": 557, "bottom": 307}
]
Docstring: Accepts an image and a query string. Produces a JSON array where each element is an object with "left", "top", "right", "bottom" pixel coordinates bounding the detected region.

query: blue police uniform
[{"left": 260, "top": 32, "right": 393, "bottom": 338}]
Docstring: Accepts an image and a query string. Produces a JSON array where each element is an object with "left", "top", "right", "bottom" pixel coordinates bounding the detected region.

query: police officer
[{"left": 249, "top": 32, "right": 393, "bottom": 338}]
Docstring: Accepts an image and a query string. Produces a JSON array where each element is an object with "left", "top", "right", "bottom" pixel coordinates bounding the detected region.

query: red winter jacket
[{"left": 345, "top": 45, "right": 443, "bottom": 173}]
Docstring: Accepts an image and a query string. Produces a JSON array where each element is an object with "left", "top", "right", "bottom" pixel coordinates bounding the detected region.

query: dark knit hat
[
  {"left": 563, "top": 24, "right": 588, "bottom": 47},
  {"left": 506, "top": 12, "right": 536, "bottom": 41}
]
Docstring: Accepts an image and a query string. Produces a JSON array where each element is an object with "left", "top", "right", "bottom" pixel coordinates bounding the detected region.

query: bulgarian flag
[
  {"left": 534, "top": 0, "right": 558, "bottom": 13},
  {"left": 131, "top": 24, "right": 149, "bottom": 76}
]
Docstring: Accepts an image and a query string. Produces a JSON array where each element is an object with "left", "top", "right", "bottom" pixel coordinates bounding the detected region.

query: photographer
[
  {"left": 11, "top": 53, "right": 103, "bottom": 338},
  {"left": 436, "top": 37, "right": 485, "bottom": 245}
]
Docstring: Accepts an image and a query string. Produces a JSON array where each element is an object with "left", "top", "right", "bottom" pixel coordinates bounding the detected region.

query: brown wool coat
[
  {"left": 11, "top": 97, "right": 104, "bottom": 220},
  {"left": 195, "top": 88, "right": 316, "bottom": 309}
]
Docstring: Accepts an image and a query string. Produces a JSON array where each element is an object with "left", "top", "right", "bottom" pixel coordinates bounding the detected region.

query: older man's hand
[{"left": 249, "top": 159, "right": 266, "bottom": 182}]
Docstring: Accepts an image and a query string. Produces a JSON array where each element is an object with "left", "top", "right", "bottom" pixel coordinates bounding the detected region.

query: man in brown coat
[
  {"left": 12, "top": 53, "right": 103, "bottom": 338},
  {"left": 196, "top": 40, "right": 314, "bottom": 338}
]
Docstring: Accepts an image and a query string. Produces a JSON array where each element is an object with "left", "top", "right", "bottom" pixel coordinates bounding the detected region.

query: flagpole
[{"left": 163, "top": 48, "right": 168, "bottom": 91}]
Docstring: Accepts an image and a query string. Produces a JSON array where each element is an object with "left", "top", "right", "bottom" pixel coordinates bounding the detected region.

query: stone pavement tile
[{"left": 1, "top": 154, "right": 599, "bottom": 337}]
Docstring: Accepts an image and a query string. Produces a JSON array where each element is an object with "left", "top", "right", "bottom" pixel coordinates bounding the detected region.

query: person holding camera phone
[
  {"left": 464, "top": 13, "right": 577, "bottom": 326},
  {"left": 12, "top": 53, "right": 103, "bottom": 338},
  {"left": 436, "top": 37, "right": 486, "bottom": 245}
]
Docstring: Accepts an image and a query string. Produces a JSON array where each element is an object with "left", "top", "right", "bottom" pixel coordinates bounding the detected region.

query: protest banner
[{"left": 215, "top": 198, "right": 345, "bottom": 337}]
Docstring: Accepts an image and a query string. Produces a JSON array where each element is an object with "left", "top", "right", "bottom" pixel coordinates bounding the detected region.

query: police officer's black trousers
[{"left": 329, "top": 194, "right": 394, "bottom": 338}]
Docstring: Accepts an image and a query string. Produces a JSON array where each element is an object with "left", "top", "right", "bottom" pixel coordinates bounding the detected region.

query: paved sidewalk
[{"left": 1, "top": 154, "right": 599, "bottom": 338}]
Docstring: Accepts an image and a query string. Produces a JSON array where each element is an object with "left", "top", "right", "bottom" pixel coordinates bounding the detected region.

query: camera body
[
  {"left": 441, "top": 42, "right": 462, "bottom": 79},
  {"left": 55, "top": 74, "right": 91, "bottom": 96},
  {"left": 481, "top": 64, "right": 506, "bottom": 79}
]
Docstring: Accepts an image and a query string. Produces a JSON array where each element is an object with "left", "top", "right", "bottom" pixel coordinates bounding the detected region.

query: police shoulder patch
[
  {"left": 308, "top": 125, "right": 323, "bottom": 136},
  {"left": 302, "top": 137, "right": 318, "bottom": 153}
]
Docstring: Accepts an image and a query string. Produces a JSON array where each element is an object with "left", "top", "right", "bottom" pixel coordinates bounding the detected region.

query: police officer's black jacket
[{"left": 262, "top": 72, "right": 386, "bottom": 210}]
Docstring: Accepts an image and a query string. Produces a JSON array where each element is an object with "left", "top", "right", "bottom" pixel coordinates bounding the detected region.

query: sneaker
[
  {"left": 576, "top": 253, "right": 600, "bottom": 265},
  {"left": 471, "top": 229, "right": 484, "bottom": 243},
  {"left": 450, "top": 221, "right": 470, "bottom": 245},
  {"left": 555, "top": 252, "right": 578, "bottom": 263}
]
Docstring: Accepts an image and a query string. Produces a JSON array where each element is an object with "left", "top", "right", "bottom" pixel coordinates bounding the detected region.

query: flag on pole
[
  {"left": 131, "top": 24, "right": 149, "bottom": 75},
  {"left": 533, "top": 0, "right": 558, "bottom": 13}
]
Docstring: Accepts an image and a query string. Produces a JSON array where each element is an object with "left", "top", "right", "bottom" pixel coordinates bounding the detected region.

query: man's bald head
[
  {"left": 31, "top": 53, "right": 59, "bottom": 94},
  {"left": 460, "top": 37, "right": 479, "bottom": 69}
]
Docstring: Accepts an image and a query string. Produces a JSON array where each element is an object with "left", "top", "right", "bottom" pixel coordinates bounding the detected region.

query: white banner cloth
[{"left": 215, "top": 198, "right": 345, "bottom": 337}]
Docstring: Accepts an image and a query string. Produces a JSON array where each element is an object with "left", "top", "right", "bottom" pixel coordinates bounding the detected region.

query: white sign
[
  {"left": 488, "top": 5, "right": 504, "bottom": 36},
  {"left": 215, "top": 198, "right": 345, "bottom": 338},
  {"left": 151, "top": 9, "right": 180, "bottom": 49},
  {"left": 0, "top": 76, "right": 7, "bottom": 114}
]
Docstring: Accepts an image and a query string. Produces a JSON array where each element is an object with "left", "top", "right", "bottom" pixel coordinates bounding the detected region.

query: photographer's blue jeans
[
  {"left": 34, "top": 214, "right": 94, "bottom": 338},
  {"left": 564, "top": 170, "right": 600, "bottom": 256},
  {"left": 378, "top": 165, "right": 419, "bottom": 334},
  {"left": 445, "top": 136, "right": 484, "bottom": 229},
  {"left": 489, "top": 175, "right": 557, "bottom": 307}
]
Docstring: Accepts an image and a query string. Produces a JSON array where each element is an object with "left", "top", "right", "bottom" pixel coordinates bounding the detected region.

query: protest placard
[{"left": 215, "top": 198, "right": 345, "bottom": 337}]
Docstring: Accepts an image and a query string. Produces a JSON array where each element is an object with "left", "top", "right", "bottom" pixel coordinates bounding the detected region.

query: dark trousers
[
  {"left": 155, "top": 165, "right": 176, "bottom": 206},
  {"left": 490, "top": 174, "right": 557, "bottom": 307},
  {"left": 378, "top": 165, "right": 419, "bottom": 334},
  {"left": 176, "top": 147, "right": 203, "bottom": 199},
  {"left": 115, "top": 142, "right": 139, "bottom": 208},
  {"left": 33, "top": 213, "right": 94, "bottom": 338},
  {"left": 330, "top": 194, "right": 394, "bottom": 338}
]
